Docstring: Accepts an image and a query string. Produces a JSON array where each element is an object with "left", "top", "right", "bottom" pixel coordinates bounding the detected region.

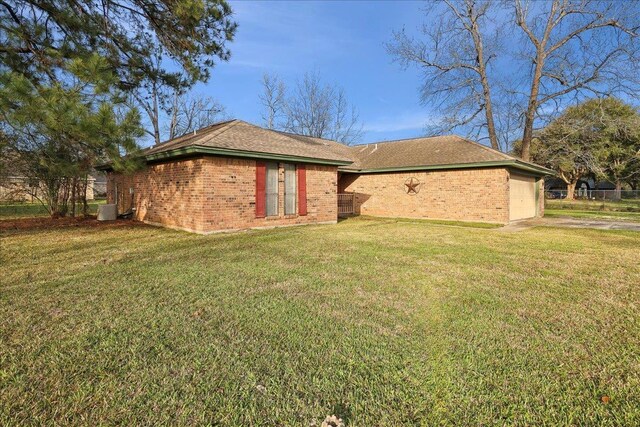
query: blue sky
[{"left": 193, "top": 0, "right": 430, "bottom": 144}]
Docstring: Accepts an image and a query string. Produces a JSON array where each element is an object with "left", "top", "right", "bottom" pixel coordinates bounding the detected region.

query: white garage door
[{"left": 510, "top": 174, "right": 536, "bottom": 221}]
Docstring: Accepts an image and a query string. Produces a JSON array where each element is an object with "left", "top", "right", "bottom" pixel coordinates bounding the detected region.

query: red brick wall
[
  {"left": 199, "top": 157, "right": 337, "bottom": 231},
  {"left": 107, "top": 156, "right": 338, "bottom": 233},
  {"left": 340, "top": 167, "right": 511, "bottom": 223},
  {"left": 107, "top": 158, "right": 207, "bottom": 232}
]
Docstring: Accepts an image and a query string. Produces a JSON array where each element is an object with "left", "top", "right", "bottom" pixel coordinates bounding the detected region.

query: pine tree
[{"left": 1, "top": 0, "right": 236, "bottom": 215}]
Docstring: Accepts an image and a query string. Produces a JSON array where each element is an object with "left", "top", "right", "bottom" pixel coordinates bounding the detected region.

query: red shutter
[
  {"left": 297, "top": 164, "right": 307, "bottom": 216},
  {"left": 256, "top": 161, "right": 266, "bottom": 218}
]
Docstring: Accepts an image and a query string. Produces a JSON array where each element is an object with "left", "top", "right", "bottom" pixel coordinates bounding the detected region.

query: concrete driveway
[{"left": 499, "top": 217, "right": 640, "bottom": 232}]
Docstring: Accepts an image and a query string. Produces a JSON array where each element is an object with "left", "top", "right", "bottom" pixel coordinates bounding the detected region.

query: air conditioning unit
[{"left": 97, "top": 204, "right": 117, "bottom": 221}]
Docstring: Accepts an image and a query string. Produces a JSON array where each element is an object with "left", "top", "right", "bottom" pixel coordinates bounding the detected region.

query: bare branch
[
  {"left": 386, "top": 0, "right": 501, "bottom": 150},
  {"left": 259, "top": 73, "right": 286, "bottom": 130},
  {"left": 165, "top": 93, "right": 226, "bottom": 140}
]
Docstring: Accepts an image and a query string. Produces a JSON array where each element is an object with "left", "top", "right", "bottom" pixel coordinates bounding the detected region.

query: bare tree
[
  {"left": 329, "top": 89, "right": 362, "bottom": 144},
  {"left": 259, "top": 73, "right": 286, "bottom": 129},
  {"left": 260, "top": 71, "right": 363, "bottom": 145},
  {"left": 387, "top": 0, "right": 502, "bottom": 150},
  {"left": 132, "top": 81, "right": 160, "bottom": 145},
  {"left": 389, "top": 0, "right": 640, "bottom": 159},
  {"left": 284, "top": 72, "right": 335, "bottom": 139},
  {"left": 513, "top": 0, "right": 640, "bottom": 161},
  {"left": 166, "top": 93, "right": 226, "bottom": 140},
  {"left": 131, "top": 46, "right": 228, "bottom": 145},
  {"left": 131, "top": 50, "right": 188, "bottom": 145}
]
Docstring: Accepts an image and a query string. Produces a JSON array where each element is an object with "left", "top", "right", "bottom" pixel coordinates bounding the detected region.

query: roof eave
[
  {"left": 339, "top": 160, "right": 555, "bottom": 176},
  {"left": 95, "top": 162, "right": 114, "bottom": 171},
  {"left": 509, "top": 160, "right": 556, "bottom": 176},
  {"left": 145, "top": 145, "right": 353, "bottom": 166}
]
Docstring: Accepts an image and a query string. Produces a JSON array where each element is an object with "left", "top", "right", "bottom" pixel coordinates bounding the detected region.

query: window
[
  {"left": 256, "top": 162, "right": 305, "bottom": 218},
  {"left": 265, "top": 162, "right": 279, "bottom": 216},
  {"left": 284, "top": 163, "right": 296, "bottom": 215}
]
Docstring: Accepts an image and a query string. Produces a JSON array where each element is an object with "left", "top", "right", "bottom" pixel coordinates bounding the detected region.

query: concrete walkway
[{"left": 499, "top": 216, "right": 640, "bottom": 232}]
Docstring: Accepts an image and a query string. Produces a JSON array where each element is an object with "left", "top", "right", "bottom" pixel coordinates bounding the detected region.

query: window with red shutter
[
  {"left": 255, "top": 161, "right": 266, "bottom": 218},
  {"left": 284, "top": 163, "right": 296, "bottom": 215},
  {"left": 265, "top": 162, "right": 279, "bottom": 216},
  {"left": 297, "top": 164, "right": 307, "bottom": 216}
]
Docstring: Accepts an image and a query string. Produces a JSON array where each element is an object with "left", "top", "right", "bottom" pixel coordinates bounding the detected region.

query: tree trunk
[
  {"left": 71, "top": 177, "right": 77, "bottom": 217},
  {"left": 81, "top": 176, "right": 89, "bottom": 216},
  {"left": 566, "top": 180, "right": 577, "bottom": 200},
  {"left": 46, "top": 179, "right": 58, "bottom": 217},
  {"left": 57, "top": 178, "right": 70, "bottom": 217},
  {"left": 152, "top": 84, "right": 161, "bottom": 145},
  {"left": 482, "top": 83, "right": 499, "bottom": 151},
  {"left": 169, "top": 91, "right": 179, "bottom": 140},
  {"left": 614, "top": 180, "right": 622, "bottom": 201},
  {"left": 469, "top": 10, "right": 499, "bottom": 151},
  {"left": 517, "top": 0, "right": 557, "bottom": 162},
  {"left": 520, "top": 54, "right": 544, "bottom": 162}
]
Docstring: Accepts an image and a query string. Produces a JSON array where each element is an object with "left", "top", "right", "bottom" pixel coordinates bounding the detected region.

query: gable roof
[{"left": 101, "top": 119, "right": 553, "bottom": 175}]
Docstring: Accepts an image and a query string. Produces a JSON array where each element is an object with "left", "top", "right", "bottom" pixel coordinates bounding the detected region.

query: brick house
[
  {"left": 338, "top": 135, "right": 550, "bottom": 223},
  {"left": 101, "top": 119, "right": 552, "bottom": 233}
]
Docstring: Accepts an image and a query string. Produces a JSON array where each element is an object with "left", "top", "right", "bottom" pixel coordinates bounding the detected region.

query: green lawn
[
  {"left": 0, "top": 200, "right": 105, "bottom": 219},
  {"left": 544, "top": 198, "right": 640, "bottom": 222},
  {"left": 545, "top": 208, "right": 640, "bottom": 222},
  {"left": 545, "top": 198, "right": 640, "bottom": 212},
  {"left": 1, "top": 217, "right": 639, "bottom": 425}
]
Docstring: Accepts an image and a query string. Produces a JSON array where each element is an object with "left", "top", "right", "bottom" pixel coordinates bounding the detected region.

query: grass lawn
[
  {"left": 545, "top": 209, "right": 640, "bottom": 222},
  {"left": 545, "top": 198, "right": 640, "bottom": 213},
  {"left": 1, "top": 217, "right": 639, "bottom": 425},
  {"left": 545, "top": 198, "right": 640, "bottom": 222}
]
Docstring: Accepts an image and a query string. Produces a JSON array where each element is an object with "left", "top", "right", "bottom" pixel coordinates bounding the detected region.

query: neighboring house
[
  {"left": 92, "top": 173, "right": 108, "bottom": 198},
  {"left": 100, "top": 119, "right": 552, "bottom": 234},
  {"left": 545, "top": 177, "right": 617, "bottom": 192},
  {"left": 0, "top": 175, "right": 96, "bottom": 202}
]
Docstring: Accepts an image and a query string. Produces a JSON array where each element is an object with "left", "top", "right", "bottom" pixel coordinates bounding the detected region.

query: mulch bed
[{"left": 0, "top": 216, "right": 144, "bottom": 232}]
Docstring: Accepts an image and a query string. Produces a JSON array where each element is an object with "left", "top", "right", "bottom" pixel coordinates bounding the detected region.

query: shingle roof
[
  {"left": 137, "top": 119, "right": 552, "bottom": 175},
  {"left": 145, "top": 120, "right": 353, "bottom": 163},
  {"left": 343, "top": 135, "right": 514, "bottom": 171},
  {"left": 271, "top": 130, "right": 357, "bottom": 163}
]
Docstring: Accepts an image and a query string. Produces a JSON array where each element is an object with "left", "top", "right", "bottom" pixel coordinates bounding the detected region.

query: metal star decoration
[{"left": 404, "top": 177, "right": 420, "bottom": 194}]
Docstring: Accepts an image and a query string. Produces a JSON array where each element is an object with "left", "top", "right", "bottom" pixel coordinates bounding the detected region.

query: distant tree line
[{"left": 513, "top": 97, "right": 640, "bottom": 200}]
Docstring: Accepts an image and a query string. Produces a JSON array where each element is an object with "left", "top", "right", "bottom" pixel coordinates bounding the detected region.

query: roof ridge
[
  {"left": 454, "top": 135, "right": 513, "bottom": 161},
  {"left": 353, "top": 134, "right": 458, "bottom": 147},
  {"left": 151, "top": 119, "right": 238, "bottom": 149},
  {"left": 268, "top": 128, "right": 349, "bottom": 149},
  {"left": 231, "top": 122, "right": 332, "bottom": 148},
  {"left": 273, "top": 130, "right": 339, "bottom": 144},
  {"left": 272, "top": 130, "right": 355, "bottom": 150},
  {"left": 202, "top": 118, "right": 240, "bottom": 141}
]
